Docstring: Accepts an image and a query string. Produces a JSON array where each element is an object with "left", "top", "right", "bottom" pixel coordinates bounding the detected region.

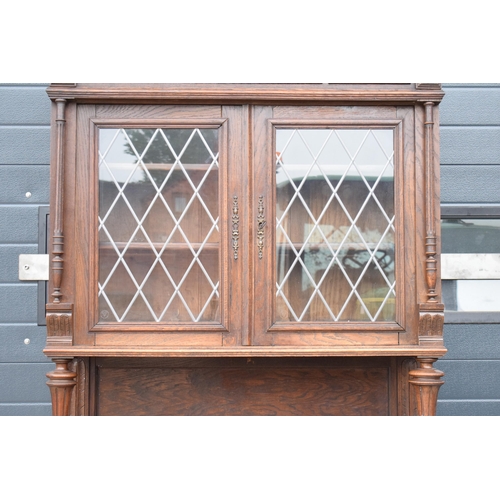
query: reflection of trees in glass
[
  {"left": 123, "top": 128, "right": 218, "bottom": 187},
  {"left": 124, "top": 128, "right": 219, "bottom": 163}
]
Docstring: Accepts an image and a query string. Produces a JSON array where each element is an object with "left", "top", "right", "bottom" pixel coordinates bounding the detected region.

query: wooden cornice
[{"left": 46, "top": 83, "right": 445, "bottom": 104}]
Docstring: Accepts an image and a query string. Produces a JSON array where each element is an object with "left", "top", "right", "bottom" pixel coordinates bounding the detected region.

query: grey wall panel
[
  {"left": 440, "top": 127, "right": 500, "bottom": 165},
  {"left": 0, "top": 245, "right": 37, "bottom": 282},
  {"left": 0, "top": 285, "right": 38, "bottom": 323},
  {"left": 0, "top": 363, "right": 52, "bottom": 402},
  {"left": 0, "top": 85, "right": 52, "bottom": 414},
  {"left": 0, "top": 325, "right": 49, "bottom": 362},
  {"left": 443, "top": 83, "right": 500, "bottom": 87},
  {"left": 437, "top": 400, "right": 500, "bottom": 416},
  {"left": 442, "top": 324, "right": 500, "bottom": 360},
  {"left": 0, "top": 206, "right": 39, "bottom": 243},
  {"left": 440, "top": 88, "right": 500, "bottom": 126},
  {"left": 0, "top": 403, "right": 52, "bottom": 416},
  {"left": 0, "top": 166, "right": 50, "bottom": 204},
  {"left": 0, "top": 127, "right": 50, "bottom": 165},
  {"left": 438, "top": 85, "right": 500, "bottom": 416},
  {"left": 441, "top": 165, "right": 500, "bottom": 202},
  {"left": 0, "top": 86, "right": 50, "bottom": 125},
  {"left": 435, "top": 360, "right": 500, "bottom": 400}
]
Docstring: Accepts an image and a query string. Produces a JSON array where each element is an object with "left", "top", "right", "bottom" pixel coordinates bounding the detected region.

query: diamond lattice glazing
[
  {"left": 98, "top": 128, "right": 220, "bottom": 323},
  {"left": 275, "top": 128, "right": 396, "bottom": 322}
]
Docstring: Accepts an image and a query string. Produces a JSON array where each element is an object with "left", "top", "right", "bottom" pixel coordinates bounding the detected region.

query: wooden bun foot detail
[
  {"left": 46, "top": 358, "right": 76, "bottom": 416},
  {"left": 409, "top": 358, "right": 444, "bottom": 416}
]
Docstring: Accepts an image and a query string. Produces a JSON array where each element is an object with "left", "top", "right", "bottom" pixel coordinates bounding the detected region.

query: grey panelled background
[
  {"left": 0, "top": 84, "right": 499, "bottom": 416},
  {"left": 0, "top": 84, "right": 52, "bottom": 415},
  {"left": 437, "top": 83, "right": 500, "bottom": 416}
]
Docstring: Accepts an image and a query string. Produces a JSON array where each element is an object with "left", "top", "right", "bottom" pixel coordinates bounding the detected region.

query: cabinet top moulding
[{"left": 46, "top": 83, "right": 445, "bottom": 104}]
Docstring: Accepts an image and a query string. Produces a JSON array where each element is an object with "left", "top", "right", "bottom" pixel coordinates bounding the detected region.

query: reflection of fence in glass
[{"left": 275, "top": 128, "right": 395, "bottom": 322}]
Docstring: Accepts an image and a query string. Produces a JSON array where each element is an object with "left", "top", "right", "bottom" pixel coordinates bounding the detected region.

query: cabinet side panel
[
  {"left": 74, "top": 105, "right": 97, "bottom": 345},
  {"left": 398, "top": 106, "right": 418, "bottom": 343}
]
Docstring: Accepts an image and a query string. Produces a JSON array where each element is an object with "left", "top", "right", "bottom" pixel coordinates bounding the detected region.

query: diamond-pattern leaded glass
[
  {"left": 98, "top": 128, "right": 220, "bottom": 323},
  {"left": 276, "top": 128, "right": 395, "bottom": 322}
]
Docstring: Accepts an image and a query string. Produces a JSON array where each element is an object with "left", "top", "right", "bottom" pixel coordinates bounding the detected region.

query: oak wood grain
[{"left": 96, "top": 357, "right": 392, "bottom": 416}]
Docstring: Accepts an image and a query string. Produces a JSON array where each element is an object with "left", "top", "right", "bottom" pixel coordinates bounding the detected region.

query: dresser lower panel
[{"left": 69, "top": 357, "right": 417, "bottom": 416}]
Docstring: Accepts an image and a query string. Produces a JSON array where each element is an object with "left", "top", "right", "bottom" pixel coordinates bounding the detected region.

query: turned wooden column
[
  {"left": 409, "top": 357, "right": 444, "bottom": 416},
  {"left": 46, "top": 358, "right": 76, "bottom": 416}
]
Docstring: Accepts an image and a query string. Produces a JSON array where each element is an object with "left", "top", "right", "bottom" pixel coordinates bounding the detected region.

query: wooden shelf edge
[{"left": 43, "top": 345, "right": 447, "bottom": 358}]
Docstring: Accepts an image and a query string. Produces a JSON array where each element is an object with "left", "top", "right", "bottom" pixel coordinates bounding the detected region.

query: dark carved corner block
[
  {"left": 46, "top": 302, "right": 73, "bottom": 346},
  {"left": 418, "top": 303, "right": 444, "bottom": 346}
]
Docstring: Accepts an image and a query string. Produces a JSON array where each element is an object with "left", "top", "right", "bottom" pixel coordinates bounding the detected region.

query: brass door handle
[
  {"left": 232, "top": 195, "right": 239, "bottom": 260},
  {"left": 257, "top": 195, "right": 265, "bottom": 259}
]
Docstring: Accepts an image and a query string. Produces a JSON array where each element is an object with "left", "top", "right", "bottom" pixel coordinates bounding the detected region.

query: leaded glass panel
[
  {"left": 275, "top": 128, "right": 396, "bottom": 322},
  {"left": 98, "top": 127, "right": 220, "bottom": 323}
]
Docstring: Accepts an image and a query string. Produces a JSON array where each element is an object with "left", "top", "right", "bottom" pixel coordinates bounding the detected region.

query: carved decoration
[
  {"left": 46, "top": 358, "right": 77, "bottom": 416},
  {"left": 418, "top": 302, "right": 444, "bottom": 345},
  {"left": 424, "top": 102, "right": 438, "bottom": 302},
  {"left": 257, "top": 195, "right": 266, "bottom": 259},
  {"left": 52, "top": 98, "right": 67, "bottom": 303},
  {"left": 46, "top": 302, "right": 73, "bottom": 339},
  {"left": 232, "top": 195, "right": 239, "bottom": 260},
  {"left": 47, "top": 313, "right": 71, "bottom": 335},
  {"left": 425, "top": 234, "right": 438, "bottom": 301},
  {"left": 419, "top": 312, "right": 444, "bottom": 337},
  {"left": 409, "top": 358, "right": 444, "bottom": 416}
]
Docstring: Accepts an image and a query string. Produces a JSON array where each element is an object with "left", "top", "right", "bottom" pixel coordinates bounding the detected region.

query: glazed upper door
[
  {"left": 72, "top": 104, "right": 247, "bottom": 347},
  {"left": 251, "top": 105, "right": 418, "bottom": 346},
  {"left": 71, "top": 102, "right": 418, "bottom": 348}
]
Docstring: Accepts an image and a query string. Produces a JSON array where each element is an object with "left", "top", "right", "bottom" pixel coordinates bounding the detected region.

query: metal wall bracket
[{"left": 19, "top": 254, "right": 49, "bottom": 281}]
